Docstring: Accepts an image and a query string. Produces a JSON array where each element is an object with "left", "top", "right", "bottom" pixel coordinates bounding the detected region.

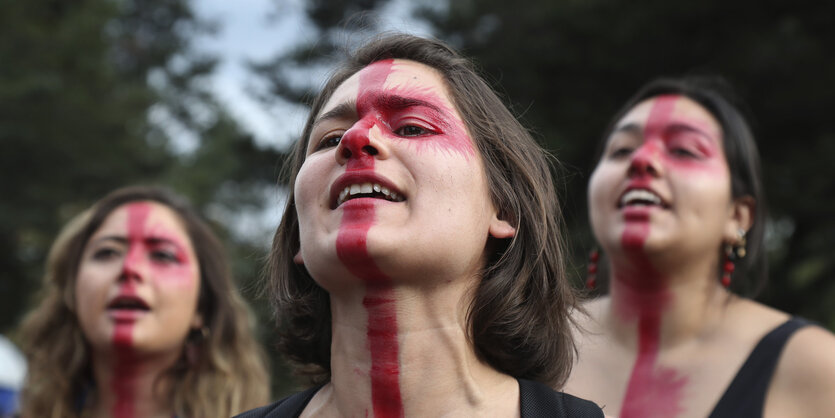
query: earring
[
  {"left": 722, "top": 229, "right": 747, "bottom": 288},
  {"left": 586, "top": 248, "right": 599, "bottom": 289}
]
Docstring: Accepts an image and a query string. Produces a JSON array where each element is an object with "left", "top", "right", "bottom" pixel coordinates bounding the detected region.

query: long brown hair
[
  {"left": 19, "top": 185, "right": 269, "bottom": 417},
  {"left": 269, "top": 33, "right": 579, "bottom": 387}
]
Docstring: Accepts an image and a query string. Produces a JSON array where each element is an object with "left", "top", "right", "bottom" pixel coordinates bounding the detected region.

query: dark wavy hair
[
  {"left": 19, "top": 185, "right": 269, "bottom": 418},
  {"left": 268, "top": 33, "right": 579, "bottom": 387},
  {"left": 593, "top": 76, "right": 767, "bottom": 296}
]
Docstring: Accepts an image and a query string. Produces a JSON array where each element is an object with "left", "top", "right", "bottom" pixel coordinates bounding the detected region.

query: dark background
[{"left": 3, "top": 0, "right": 833, "bottom": 398}]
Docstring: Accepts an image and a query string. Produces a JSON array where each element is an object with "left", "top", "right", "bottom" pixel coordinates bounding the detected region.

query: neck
[
  {"left": 321, "top": 280, "right": 518, "bottom": 417},
  {"left": 606, "top": 247, "right": 731, "bottom": 344},
  {"left": 605, "top": 248, "right": 732, "bottom": 417},
  {"left": 89, "top": 347, "right": 180, "bottom": 418}
]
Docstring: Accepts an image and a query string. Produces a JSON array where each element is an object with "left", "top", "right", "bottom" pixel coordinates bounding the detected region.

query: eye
[
  {"left": 92, "top": 247, "right": 121, "bottom": 261},
  {"left": 315, "top": 133, "right": 343, "bottom": 151},
  {"left": 150, "top": 249, "right": 181, "bottom": 264},
  {"left": 609, "top": 147, "right": 634, "bottom": 159},
  {"left": 395, "top": 124, "right": 433, "bottom": 137},
  {"left": 670, "top": 147, "right": 699, "bottom": 158}
]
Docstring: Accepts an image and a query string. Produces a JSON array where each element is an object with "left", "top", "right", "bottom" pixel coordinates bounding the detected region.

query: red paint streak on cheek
[{"left": 336, "top": 59, "right": 404, "bottom": 417}]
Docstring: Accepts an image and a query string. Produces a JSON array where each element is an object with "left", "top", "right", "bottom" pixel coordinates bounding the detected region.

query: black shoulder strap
[
  {"left": 234, "top": 385, "right": 321, "bottom": 418},
  {"left": 519, "top": 378, "right": 604, "bottom": 418},
  {"left": 709, "top": 317, "right": 812, "bottom": 418}
]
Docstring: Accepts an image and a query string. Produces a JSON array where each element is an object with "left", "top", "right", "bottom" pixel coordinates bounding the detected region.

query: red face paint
[
  {"left": 108, "top": 202, "right": 196, "bottom": 418},
  {"left": 617, "top": 96, "right": 687, "bottom": 417},
  {"left": 350, "top": 60, "right": 475, "bottom": 160},
  {"left": 109, "top": 202, "right": 152, "bottom": 418},
  {"left": 334, "top": 59, "right": 404, "bottom": 417}
]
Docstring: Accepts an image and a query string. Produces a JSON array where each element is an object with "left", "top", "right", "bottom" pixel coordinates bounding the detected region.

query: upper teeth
[
  {"left": 621, "top": 189, "right": 662, "bottom": 206},
  {"left": 338, "top": 182, "right": 403, "bottom": 206}
]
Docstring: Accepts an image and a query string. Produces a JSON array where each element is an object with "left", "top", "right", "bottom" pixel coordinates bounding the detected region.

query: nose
[
  {"left": 119, "top": 245, "right": 146, "bottom": 283},
  {"left": 335, "top": 117, "right": 387, "bottom": 165},
  {"left": 628, "top": 140, "right": 662, "bottom": 178}
]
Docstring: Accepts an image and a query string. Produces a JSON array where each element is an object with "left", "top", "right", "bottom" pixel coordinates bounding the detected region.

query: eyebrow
[
  {"left": 312, "top": 94, "right": 446, "bottom": 129},
  {"left": 612, "top": 123, "right": 643, "bottom": 136},
  {"left": 613, "top": 122, "right": 717, "bottom": 141},
  {"left": 313, "top": 102, "right": 357, "bottom": 129},
  {"left": 91, "top": 235, "right": 181, "bottom": 247}
]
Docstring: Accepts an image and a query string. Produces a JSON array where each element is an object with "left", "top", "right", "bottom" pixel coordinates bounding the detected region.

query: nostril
[
  {"left": 341, "top": 148, "right": 352, "bottom": 159},
  {"left": 362, "top": 145, "right": 378, "bottom": 156}
]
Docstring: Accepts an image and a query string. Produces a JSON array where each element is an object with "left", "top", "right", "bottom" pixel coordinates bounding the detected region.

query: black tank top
[{"left": 709, "top": 317, "right": 811, "bottom": 417}]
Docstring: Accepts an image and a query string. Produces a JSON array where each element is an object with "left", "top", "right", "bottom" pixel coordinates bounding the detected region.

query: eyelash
[
  {"left": 315, "top": 132, "right": 344, "bottom": 151},
  {"left": 395, "top": 124, "right": 434, "bottom": 137},
  {"left": 609, "top": 147, "right": 634, "bottom": 158},
  {"left": 150, "top": 249, "right": 180, "bottom": 264}
]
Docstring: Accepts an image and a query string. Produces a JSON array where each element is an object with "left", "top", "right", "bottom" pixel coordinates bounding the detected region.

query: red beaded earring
[
  {"left": 722, "top": 229, "right": 747, "bottom": 288},
  {"left": 586, "top": 249, "right": 599, "bottom": 289}
]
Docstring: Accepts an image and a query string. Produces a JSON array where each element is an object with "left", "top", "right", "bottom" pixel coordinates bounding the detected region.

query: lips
[
  {"left": 330, "top": 172, "right": 405, "bottom": 209},
  {"left": 618, "top": 187, "right": 669, "bottom": 209},
  {"left": 107, "top": 294, "right": 150, "bottom": 311}
]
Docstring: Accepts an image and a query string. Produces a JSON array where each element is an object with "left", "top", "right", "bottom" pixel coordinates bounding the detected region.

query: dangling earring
[
  {"left": 722, "top": 229, "right": 747, "bottom": 288},
  {"left": 586, "top": 248, "right": 599, "bottom": 289}
]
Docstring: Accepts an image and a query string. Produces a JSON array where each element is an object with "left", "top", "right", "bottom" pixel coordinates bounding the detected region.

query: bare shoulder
[{"left": 766, "top": 321, "right": 835, "bottom": 416}]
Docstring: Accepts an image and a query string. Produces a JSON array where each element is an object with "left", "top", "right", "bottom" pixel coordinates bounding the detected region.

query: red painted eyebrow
[
  {"left": 613, "top": 122, "right": 717, "bottom": 142},
  {"left": 313, "top": 94, "right": 445, "bottom": 128},
  {"left": 92, "top": 235, "right": 182, "bottom": 247}
]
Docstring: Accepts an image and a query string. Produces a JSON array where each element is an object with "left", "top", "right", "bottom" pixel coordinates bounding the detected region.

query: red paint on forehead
[
  {"left": 335, "top": 59, "right": 404, "bottom": 417},
  {"left": 643, "top": 95, "right": 678, "bottom": 140}
]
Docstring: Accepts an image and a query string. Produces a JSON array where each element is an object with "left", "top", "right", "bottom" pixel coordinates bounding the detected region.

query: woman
[
  {"left": 238, "top": 34, "right": 603, "bottom": 417},
  {"left": 19, "top": 186, "right": 269, "bottom": 418},
  {"left": 565, "top": 77, "right": 835, "bottom": 417}
]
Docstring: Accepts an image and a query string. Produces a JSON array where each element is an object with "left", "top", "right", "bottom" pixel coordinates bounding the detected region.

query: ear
[
  {"left": 293, "top": 249, "right": 304, "bottom": 265},
  {"left": 724, "top": 195, "right": 754, "bottom": 243},
  {"left": 489, "top": 212, "right": 516, "bottom": 239}
]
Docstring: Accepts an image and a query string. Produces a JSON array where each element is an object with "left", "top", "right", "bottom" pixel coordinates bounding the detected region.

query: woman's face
[
  {"left": 294, "top": 59, "right": 514, "bottom": 289},
  {"left": 588, "top": 95, "right": 739, "bottom": 258},
  {"left": 75, "top": 201, "right": 202, "bottom": 355}
]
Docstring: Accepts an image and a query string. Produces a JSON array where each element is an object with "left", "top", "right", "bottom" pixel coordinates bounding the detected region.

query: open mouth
[
  {"left": 107, "top": 296, "right": 150, "bottom": 312},
  {"left": 337, "top": 182, "right": 405, "bottom": 206},
  {"left": 618, "top": 189, "right": 668, "bottom": 208}
]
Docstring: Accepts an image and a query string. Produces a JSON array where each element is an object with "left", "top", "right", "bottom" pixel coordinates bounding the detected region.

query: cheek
[
  {"left": 158, "top": 272, "right": 201, "bottom": 314},
  {"left": 294, "top": 159, "right": 327, "bottom": 214},
  {"left": 588, "top": 166, "right": 613, "bottom": 211}
]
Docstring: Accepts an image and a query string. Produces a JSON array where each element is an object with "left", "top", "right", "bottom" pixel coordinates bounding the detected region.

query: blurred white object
[{"left": 0, "top": 335, "right": 26, "bottom": 416}]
